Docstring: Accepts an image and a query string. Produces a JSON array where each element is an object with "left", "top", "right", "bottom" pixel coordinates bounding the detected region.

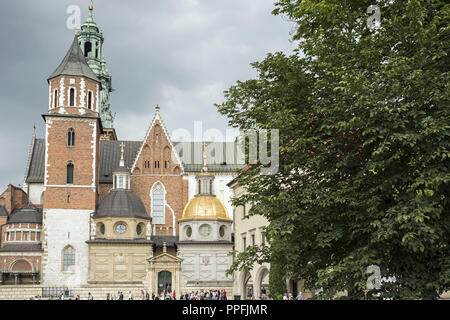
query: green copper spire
[{"left": 77, "top": 4, "right": 115, "bottom": 130}]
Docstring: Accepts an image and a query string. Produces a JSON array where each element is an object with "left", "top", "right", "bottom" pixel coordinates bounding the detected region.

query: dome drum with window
[{"left": 178, "top": 151, "right": 233, "bottom": 242}]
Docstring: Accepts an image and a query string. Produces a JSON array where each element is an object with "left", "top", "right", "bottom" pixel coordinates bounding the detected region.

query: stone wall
[{"left": 0, "top": 284, "right": 145, "bottom": 300}]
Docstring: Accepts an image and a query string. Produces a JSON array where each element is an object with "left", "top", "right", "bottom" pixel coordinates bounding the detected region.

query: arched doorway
[
  {"left": 158, "top": 271, "right": 172, "bottom": 294},
  {"left": 242, "top": 272, "right": 254, "bottom": 300},
  {"left": 255, "top": 267, "right": 270, "bottom": 299},
  {"left": 2, "top": 259, "right": 37, "bottom": 285},
  {"left": 288, "top": 278, "right": 299, "bottom": 297}
]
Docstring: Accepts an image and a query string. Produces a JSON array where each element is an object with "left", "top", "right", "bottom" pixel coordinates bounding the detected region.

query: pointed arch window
[
  {"left": 62, "top": 245, "right": 75, "bottom": 271},
  {"left": 67, "top": 128, "right": 75, "bottom": 147},
  {"left": 66, "top": 162, "right": 74, "bottom": 185},
  {"left": 151, "top": 182, "right": 165, "bottom": 225},
  {"left": 53, "top": 89, "right": 58, "bottom": 108},
  {"left": 69, "top": 88, "right": 75, "bottom": 107}
]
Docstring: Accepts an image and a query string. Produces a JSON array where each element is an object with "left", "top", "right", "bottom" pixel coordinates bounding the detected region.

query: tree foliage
[
  {"left": 218, "top": 0, "right": 449, "bottom": 299},
  {"left": 269, "top": 260, "right": 288, "bottom": 299}
]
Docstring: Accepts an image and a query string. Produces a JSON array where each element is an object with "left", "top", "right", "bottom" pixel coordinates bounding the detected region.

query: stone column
[{"left": 176, "top": 266, "right": 182, "bottom": 296}]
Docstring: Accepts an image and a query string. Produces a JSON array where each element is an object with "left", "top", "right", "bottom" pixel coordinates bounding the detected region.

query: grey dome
[{"left": 94, "top": 189, "right": 150, "bottom": 220}]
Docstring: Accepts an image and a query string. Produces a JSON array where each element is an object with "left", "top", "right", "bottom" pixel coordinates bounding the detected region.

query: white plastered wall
[{"left": 42, "top": 209, "right": 91, "bottom": 287}]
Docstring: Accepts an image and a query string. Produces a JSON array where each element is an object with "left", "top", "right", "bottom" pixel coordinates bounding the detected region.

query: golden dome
[{"left": 180, "top": 195, "right": 232, "bottom": 221}]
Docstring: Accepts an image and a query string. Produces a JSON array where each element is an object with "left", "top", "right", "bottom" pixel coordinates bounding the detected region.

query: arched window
[
  {"left": 87, "top": 91, "right": 93, "bottom": 110},
  {"left": 66, "top": 162, "right": 74, "bottom": 185},
  {"left": 151, "top": 182, "right": 165, "bottom": 225},
  {"left": 67, "top": 128, "right": 75, "bottom": 147},
  {"left": 53, "top": 89, "right": 58, "bottom": 108},
  {"left": 62, "top": 245, "right": 75, "bottom": 271},
  {"left": 69, "top": 88, "right": 75, "bottom": 107},
  {"left": 84, "top": 42, "right": 92, "bottom": 58}
]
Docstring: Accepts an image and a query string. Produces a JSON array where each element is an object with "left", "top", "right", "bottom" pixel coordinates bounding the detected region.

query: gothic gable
[{"left": 131, "top": 110, "right": 184, "bottom": 176}]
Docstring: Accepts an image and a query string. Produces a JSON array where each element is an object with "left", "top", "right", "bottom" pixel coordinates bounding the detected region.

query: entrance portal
[{"left": 158, "top": 271, "right": 172, "bottom": 294}]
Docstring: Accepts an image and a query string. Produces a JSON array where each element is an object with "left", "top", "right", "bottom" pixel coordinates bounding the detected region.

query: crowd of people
[
  {"left": 29, "top": 289, "right": 230, "bottom": 300},
  {"left": 29, "top": 288, "right": 303, "bottom": 300}
]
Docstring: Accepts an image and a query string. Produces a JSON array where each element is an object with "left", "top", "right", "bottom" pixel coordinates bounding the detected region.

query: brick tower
[{"left": 42, "top": 36, "right": 102, "bottom": 286}]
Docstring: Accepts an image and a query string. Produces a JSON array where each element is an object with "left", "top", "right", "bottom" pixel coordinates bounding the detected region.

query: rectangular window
[
  {"left": 69, "top": 88, "right": 75, "bottom": 107},
  {"left": 54, "top": 89, "right": 58, "bottom": 108},
  {"left": 243, "top": 237, "right": 246, "bottom": 250},
  {"left": 87, "top": 91, "right": 92, "bottom": 110},
  {"left": 251, "top": 234, "right": 255, "bottom": 246}
]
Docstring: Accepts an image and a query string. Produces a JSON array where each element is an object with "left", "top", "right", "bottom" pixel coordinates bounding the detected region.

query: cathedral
[{"left": 0, "top": 6, "right": 241, "bottom": 298}]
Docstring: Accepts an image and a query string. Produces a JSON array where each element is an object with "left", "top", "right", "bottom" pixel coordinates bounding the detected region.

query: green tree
[
  {"left": 269, "top": 261, "right": 287, "bottom": 299},
  {"left": 219, "top": 0, "right": 449, "bottom": 299}
]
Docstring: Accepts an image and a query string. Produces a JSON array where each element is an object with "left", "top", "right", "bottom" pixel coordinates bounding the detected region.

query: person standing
[
  {"left": 296, "top": 292, "right": 303, "bottom": 300},
  {"left": 88, "top": 292, "right": 94, "bottom": 300},
  {"left": 128, "top": 291, "right": 133, "bottom": 300}
]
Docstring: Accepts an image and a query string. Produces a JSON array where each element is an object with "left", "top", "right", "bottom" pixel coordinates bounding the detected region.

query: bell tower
[
  {"left": 76, "top": 4, "right": 116, "bottom": 140},
  {"left": 42, "top": 36, "right": 102, "bottom": 286}
]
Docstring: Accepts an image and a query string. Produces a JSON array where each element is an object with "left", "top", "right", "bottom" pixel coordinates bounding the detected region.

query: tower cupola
[
  {"left": 76, "top": 4, "right": 115, "bottom": 134},
  {"left": 112, "top": 142, "right": 131, "bottom": 190}
]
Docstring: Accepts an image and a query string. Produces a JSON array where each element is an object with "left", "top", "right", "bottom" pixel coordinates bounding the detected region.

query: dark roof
[
  {"left": 94, "top": 189, "right": 150, "bottom": 219},
  {"left": 48, "top": 36, "right": 99, "bottom": 82},
  {"left": 100, "top": 141, "right": 141, "bottom": 183},
  {"left": 0, "top": 206, "right": 8, "bottom": 217},
  {"left": 152, "top": 236, "right": 179, "bottom": 247},
  {"left": 0, "top": 244, "right": 43, "bottom": 252},
  {"left": 25, "top": 140, "right": 243, "bottom": 184},
  {"left": 26, "top": 139, "right": 45, "bottom": 183},
  {"left": 7, "top": 207, "right": 42, "bottom": 224},
  {"left": 112, "top": 165, "right": 130, "bottom": 173}
]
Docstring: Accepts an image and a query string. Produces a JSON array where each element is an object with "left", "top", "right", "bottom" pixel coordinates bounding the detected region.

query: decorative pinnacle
[
  {"left": 119, "top": 142, "right": 125, "bottom": 167},
  {"left": 156, "top": 104, "right": 160, "bottom": 113}
]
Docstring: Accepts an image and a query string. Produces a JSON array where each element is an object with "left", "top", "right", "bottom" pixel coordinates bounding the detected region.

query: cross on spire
[{"left": 119, "top": 142, "right": 125, "bottom": 167}]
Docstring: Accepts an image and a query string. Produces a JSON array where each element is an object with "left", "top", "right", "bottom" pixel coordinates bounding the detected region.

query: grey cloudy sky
[{"left": 0, "top": 0, "right": 294, "bottom": 190}]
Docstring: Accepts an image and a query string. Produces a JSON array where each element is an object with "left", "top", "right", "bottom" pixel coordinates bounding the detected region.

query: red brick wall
[
  {"left": 44, "top": 115, "right": 100, "bottom": 211},
  {"left": 0, "top": 185, "right": 28, "bottom": 214},
  {"left": 131, "top": 176, "right": 188, "bottom": 236},
  {"left": 130, "top": 120, "right": 188, "bottom": 236},
  {"left": 49, "top": 75, "right": 99, "bottom": 112},
  {"left": 0, "top": 256, "right": 42, "bottom": 273}
]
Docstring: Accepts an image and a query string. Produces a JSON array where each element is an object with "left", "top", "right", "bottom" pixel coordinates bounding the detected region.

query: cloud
[{"left": 0, "top": 0, "right": 295, "bottom": 189}]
